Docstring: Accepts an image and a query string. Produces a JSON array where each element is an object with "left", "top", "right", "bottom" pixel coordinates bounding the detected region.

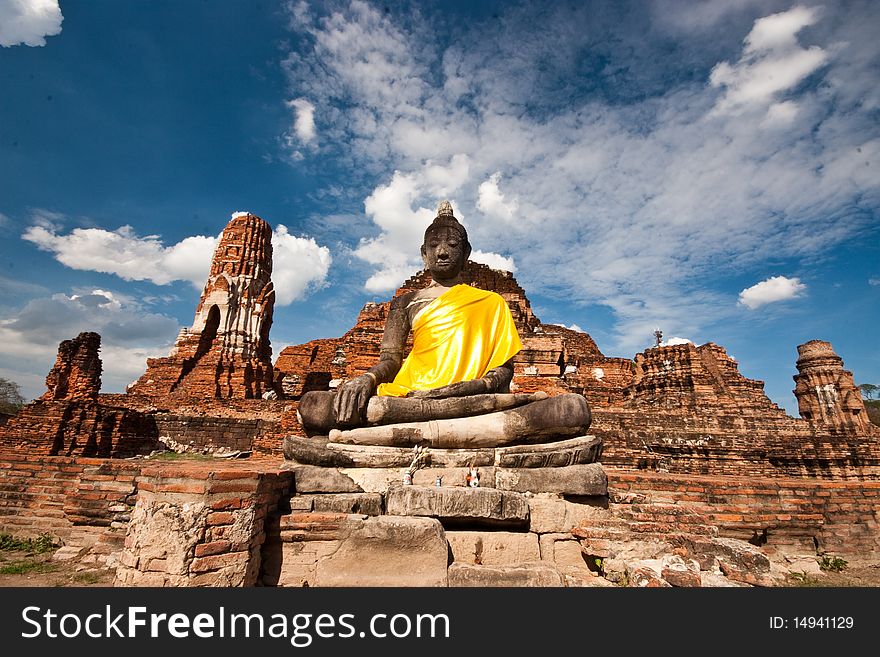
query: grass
[
  {"left": 0, "top": 532, "right": 58, "bottom": 553},
  {"left": 0, "top": 559, "right": 59, "bottom": 576},
  {"left": 819, "top": 555, "right": 848, "bottom": 573}
]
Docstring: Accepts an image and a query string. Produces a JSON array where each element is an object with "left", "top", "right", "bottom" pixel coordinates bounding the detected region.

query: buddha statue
[{"left": 294, "top": 201, "right": 591, "bottom": 450}]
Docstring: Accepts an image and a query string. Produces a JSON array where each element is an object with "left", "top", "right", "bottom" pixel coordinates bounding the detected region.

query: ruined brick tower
[
  {"left": 129, "top": 213, "right": 276, "bottom": 399},
  {"left": 792, "top": 340, "right": 871, "bottom": 431},
  {"left": 41, "top": 331, "right": 102, "bottom": 401}
]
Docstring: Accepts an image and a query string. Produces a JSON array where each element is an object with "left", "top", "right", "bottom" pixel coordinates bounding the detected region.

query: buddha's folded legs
[
  {"left": 325, "top": 393, "right": 591, "bottom": 449},
  {"left": 297, "top": 389, "right": 550, "bottom": 436}
]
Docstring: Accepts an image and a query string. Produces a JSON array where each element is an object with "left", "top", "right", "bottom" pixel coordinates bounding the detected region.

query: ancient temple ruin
[
  {"left": 0, "top": 211, "right": 878, "bottom": 588},
  {"left": 40, "top": 331, "right": 102, "bottom": 402},
  {"left": 129, "top": 212, "right": 276, "bottom": 399},
  {"left": 793, "top": 339, "right": 872, "bottom": 432}
]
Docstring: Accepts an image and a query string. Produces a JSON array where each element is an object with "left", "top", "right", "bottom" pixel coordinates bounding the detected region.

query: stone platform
[{"left": 109, "top": 432, "right": 784, "bottom": 587}]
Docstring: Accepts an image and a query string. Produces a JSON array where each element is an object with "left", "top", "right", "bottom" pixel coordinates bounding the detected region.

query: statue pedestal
[{"left": 265, "top": 433, "right": 610, "bottom": 586}]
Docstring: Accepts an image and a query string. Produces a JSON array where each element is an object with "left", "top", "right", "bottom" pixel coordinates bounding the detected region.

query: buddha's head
[{"left": 421, "top": 201, "right": 472, "bottom": 280}]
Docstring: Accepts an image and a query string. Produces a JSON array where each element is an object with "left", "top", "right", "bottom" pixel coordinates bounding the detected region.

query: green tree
[
  {"left": 0, "top": 377, "right": 26, "bottom": 415},
  {"left": 858, "top": 383, "right": 878, "bottom": 401}
]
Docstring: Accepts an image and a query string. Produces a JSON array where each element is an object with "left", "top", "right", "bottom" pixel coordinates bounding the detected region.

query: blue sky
[{"left": 1, "top": 0, "right": 878, "bottom": 415}]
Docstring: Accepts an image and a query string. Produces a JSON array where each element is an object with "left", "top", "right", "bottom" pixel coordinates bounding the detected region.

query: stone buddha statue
[{"left": 294, "top": 201, "right": 591, "bottom": 451}]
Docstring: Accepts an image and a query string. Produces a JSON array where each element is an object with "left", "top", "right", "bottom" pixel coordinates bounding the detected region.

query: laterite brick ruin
[{"left": 1, "top": 211, "right": 877, "bottom": 587}]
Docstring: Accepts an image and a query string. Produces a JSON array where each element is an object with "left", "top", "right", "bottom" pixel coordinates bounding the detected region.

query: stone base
[{"left": 108, "top": 457, "right": 788, "bottom": 588}]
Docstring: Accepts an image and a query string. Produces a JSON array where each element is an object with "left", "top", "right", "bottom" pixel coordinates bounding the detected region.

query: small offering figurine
[{"left": 466, "top": 464, "right": 480, "bottom": 488}]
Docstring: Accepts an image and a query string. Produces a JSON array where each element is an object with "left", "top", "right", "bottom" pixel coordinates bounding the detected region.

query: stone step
[
  {"left": 573, "top": 519, "right": 718, "bottom": 538},
  {"left": 385, "top": 485, "right": 529, "bottom": 528},
  {"left": 448, "top": 562, "right": 565, "bottom": 587},
  {"left": 446, "top": 531, "right": 540, "bottom": 566}
]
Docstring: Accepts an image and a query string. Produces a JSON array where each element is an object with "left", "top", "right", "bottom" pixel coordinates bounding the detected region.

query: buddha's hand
[{"left": 333, "top": 373, "right": 377, "bottom": 426}]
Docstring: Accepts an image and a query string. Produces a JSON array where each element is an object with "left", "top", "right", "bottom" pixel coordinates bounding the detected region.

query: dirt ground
[{"left": 2, "top": 547, "right": 879, "bottom": 588}]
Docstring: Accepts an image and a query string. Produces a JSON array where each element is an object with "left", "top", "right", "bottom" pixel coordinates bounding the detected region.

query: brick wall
[
  {"left": 606, "top": 468, "right": 880, "bottom": 560},
  {"left": 0, "top": 449, "right": 141, "bottom": 546},
  {"left": 593, "top": 408, "right": 880, "bottom": 479},
  {"left": 154, "top": 414, "right": 276, "bottom": 454}
]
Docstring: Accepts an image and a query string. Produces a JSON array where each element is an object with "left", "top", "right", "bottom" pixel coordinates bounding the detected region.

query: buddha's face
[{"left": 421, "top": 226, "right": 470, "bottom": 280}]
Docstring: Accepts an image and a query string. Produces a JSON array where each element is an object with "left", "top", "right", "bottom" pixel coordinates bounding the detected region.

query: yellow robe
[{"left": 377, "top": 284, "right": 523, "bottom": 397}]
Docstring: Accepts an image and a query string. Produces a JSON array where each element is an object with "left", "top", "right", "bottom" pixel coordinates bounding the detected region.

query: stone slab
[
  {"left": 528, "top": 494, "right": 605, "bottom": 534},
  {"left": 302, "top": 493, "right": 384, "bottom": 516},
  {"left": 284, "top": 435, "right": 600, "bottom": 470},
  {"left": 338, "top": 468, "right": 402, "bottom": 493},
  {"left": 539, "top": 533, "right": 591, "bottom": 571},
  {"left": 287, "top": 439, "right": 496, "bottom": 468},
  {"left": 277, "top": 512, "right": 367, "bottom": 542},
  {"left": 447, "top": 531, "right": 540, "bottom": 566},
  {"left": 386, "top": 485, "right": 530, "bottom": 526},
  {"left": 274, "top": 540, "right": 341, "bottom": 587},
  {"left": 315, "top": 516, "right": 448, "bottom": 587},
  {"left": 287, "top": 465, "right": 362, "bottom": 493},
  {"left": 494, "top": 436, "right": 602, "bottom": 468},
  {"left": 447, "top": 562, "right": 565, "bottom": 587},
  {"left": 495, "top": 463, "right": 607, "bottom": 495}
]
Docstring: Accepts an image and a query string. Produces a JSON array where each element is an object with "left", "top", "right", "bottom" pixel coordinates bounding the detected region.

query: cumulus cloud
[
  {"left": 0, "top": 0, "right": 62, "bottom": 47},
  {"left": 470, "top": 249, "right": 515, "bottom": 273},
  {"left": 710, "top": 6, "right": 827, "bottom": 116},
  {"left": 661, "top": 336, "right": 694, "bottom": 346},
  {"left": 738, "top": 275, "right": 806, "bottom": 309},
  {"left": 351, "top": 160, "right": 512, "bottom": 292},
  {"left": 868, "top": 277, "right": 879, "bottom": 286},
  {"left": 22, "top": 223, "right": 218, "bottom": 286},
  {"left": 476, "top": 173, "right": 518, "bottom": 221},
  {"left": 282, "top": 1, "right": 880, "bottom": 352},
  {"left": 271, "top": 225, "right": 332, "bottom": 305},
  {"left": 20, "top": 216, "right": 333, "bottom": 305},
  {"left": 0, "top": 288, "right": 179, "bottom": 399}
]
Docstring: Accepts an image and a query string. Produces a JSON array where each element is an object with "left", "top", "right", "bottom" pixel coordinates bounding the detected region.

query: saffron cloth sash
[{"left": 377, "top": 284, "right": 523, "bottom": 397}]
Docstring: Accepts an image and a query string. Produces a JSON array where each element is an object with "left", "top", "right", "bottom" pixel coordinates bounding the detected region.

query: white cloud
[
  {"left": 710, "top": 6, "right": 827, "bottom": 116},
  {"left": 282, "top": 2, "right": 880, "bottom": 353},
  {"left": 288, "top": 97, "right": 316, "bottom": 143},
  {"left": 0, "top": 0, "right": 62, "bottom": 47},
  {"left": 661, "top": 336, "right": 694, "bottom": 346},
  {"left": 762, "top": 100, "right": 800, "bottom": 126},
  {"left": 548, "top": 323, "right": 585, "bottom": 333},
  {"left": 22, "top": 223, "right": 218, "bottom": 286},
  {"left": 271, "top": 225, "right": 332, "bottom": 305},
  {"left": 470, "top": 249, "right": 515, "bottom": 273},
  {"left": 869, "top": 277, "right": 880, "bottom": 286},
  {"left": 738, "top": 275, "right": 806, "bottom": 309},
  {"left": 743, "top": 5, "right": 818, "bottom": 53},
  {"left": 351, "top": 166, "right": 517, "bottom": 291},
  {"left": 20, "top": 216, "right": 333, "bottom": 306},
  {"left": 476, "top": 172, "right": 518, "bottom": 221},
  {"left": 364, "top": 264, "right": 419, "bottom": 294}
]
